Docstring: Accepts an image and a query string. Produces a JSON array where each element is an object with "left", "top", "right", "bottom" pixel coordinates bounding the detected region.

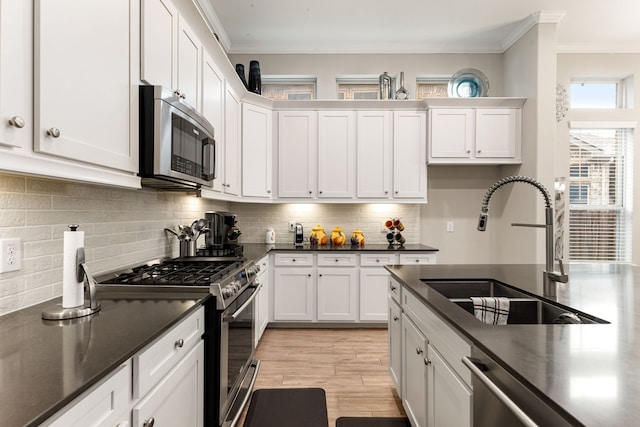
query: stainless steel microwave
[{"left": 139, "top": 85, "right": 215, "bottom": 189}]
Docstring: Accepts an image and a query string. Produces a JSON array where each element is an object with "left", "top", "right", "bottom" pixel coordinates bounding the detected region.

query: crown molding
[
  {"left": 192, "top": 0, "right": 231, "bottom": 52},
  {"left": 500, "top": 10, "right": 566, "bottom": 52},
  {"left": 226, "top": 42, "right": 505, "bottom": 55}
]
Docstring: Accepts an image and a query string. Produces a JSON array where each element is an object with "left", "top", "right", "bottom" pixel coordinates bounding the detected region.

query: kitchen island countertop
[
  {"left": 387, "top": 263, "right": 640, "bottom": 427},
  {"left": 0, "top": 294, "right": 204, "bottom": 427}
]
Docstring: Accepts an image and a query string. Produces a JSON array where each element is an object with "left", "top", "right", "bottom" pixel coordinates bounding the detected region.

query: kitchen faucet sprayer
[{"left": 477, "top": 175, "right": 568, "bottom": 295}]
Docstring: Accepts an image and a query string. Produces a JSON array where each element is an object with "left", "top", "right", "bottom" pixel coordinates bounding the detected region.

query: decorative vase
[
  {"left": 235, "top": 64, "right": 248, "bottom": 89},
  {"left": 248, "top": 60, "right": 262, "bottom": 95},
  {"left": 310, "top": 224, "right": 327, "bottom": 246},
  {"left": 330, "top": 226, "right": 346, "bottom": 246},
  {"left": 351, "top": 229, "right": 365, "bottom": 246},
  {"left": 395, "top": 71, "right": 409, "bottom": 100}
]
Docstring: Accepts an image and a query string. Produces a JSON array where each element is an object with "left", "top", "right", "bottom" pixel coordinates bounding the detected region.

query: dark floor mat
[
  {"left": 242, "top": 387, "right": 329, "bottom": 427},
  {"left": 336, "top": 417, "right": 411, "bottom": 427}
]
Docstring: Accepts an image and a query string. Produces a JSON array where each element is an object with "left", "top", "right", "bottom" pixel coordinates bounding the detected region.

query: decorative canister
[
  {"left": 310, "top": 224, "right": 327, "bottom": 246},
  {"left": 330, "top": 226, "right": 346, "bottom": 246},
  {"left": 351, "top": 228, "right": 365, "bottom": 246},
  {"left": 265, "top": 227, "right": 276, "bottom": 244}
]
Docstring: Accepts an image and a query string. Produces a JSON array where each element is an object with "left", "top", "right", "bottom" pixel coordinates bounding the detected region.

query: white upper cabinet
[
  {"left": 176, "top": 15, "right": 201, "bottom": 110},
  {"left": 0, "top": 0, "right": 32, "bottom": 150},
  {"left": 140, "top": 0, "right": 177, "bottom": 90},
  {"left": 221, "top": 83, "right": 241, "bottom": 196},
  {"left": 427, "top": 98, "right": 524, "bottom": 165},
  {"left": 317, "top": 111, "right": 356, "bottom": 198},
  {"left": 356, "top": 111, "right": 393, "bottom": 198},
  {"left": 34, "top": 0, "right": 137, "bottom": 173},
  {"left": 201, "top": 51, "right": 225, "bottom": 192},
  {"left": 278, "top": 111, "right": 317, "bottom": 198},
  {"left": 393, "top": 111, "right": 427, "bottom": 199},
  {"left": 242, "top": 103, "right": 273, "bottom": 198}
]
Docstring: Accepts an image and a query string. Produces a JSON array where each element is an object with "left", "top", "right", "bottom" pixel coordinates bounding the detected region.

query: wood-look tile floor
[{"left": 239, "top": 327, "right": 406, "bottom": 427}]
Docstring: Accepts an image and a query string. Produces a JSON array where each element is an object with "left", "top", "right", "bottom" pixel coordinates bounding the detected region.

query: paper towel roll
[{"left": 62, "top": 229, "right": 84, "bottom": 308}]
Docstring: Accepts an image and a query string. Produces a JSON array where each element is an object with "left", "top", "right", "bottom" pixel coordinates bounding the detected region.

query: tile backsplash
[
  {"left": 0, "top": 173, "right": 228, "bottom": 315},
  {"left": 0, "top": 171, "right": 420, "bottom": 315},
  {"left": 231, "top": 202, "right": 420, "bottom": 246}
]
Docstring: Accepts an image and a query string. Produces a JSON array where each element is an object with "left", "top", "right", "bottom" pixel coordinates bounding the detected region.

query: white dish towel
[{"left": 470, "top": 297, "right": 510, "bottom": 325}]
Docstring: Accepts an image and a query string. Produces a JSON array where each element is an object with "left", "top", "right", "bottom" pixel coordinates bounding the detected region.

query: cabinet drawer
[
  {"left": 317, "top": 253, "right": 356, "bottom": 266},
  {"left": 360, "top": 253, "right": 398, "bottom": 266},
  {"left": 44, "top": 361, "right": 131, "bottom": 427},
  {"left": 399, "top": 253, "right": 437, "bottom": 265},
  {"left": 134, "top": 306, "right": 204, "bottom": 398},
  {"left": 274, "top": 253, "right": 314, "bottom": 266},
  {"left": 403, "top": 289, "right": 471, "bottom": 386},
  {"left": 389, "top": 277, "right": 401, "bottom": 303}
]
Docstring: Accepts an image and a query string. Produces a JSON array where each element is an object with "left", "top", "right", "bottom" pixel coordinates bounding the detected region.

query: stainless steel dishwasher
[{"left": 463, "top": 348, "right": 576, "bottom": 427}]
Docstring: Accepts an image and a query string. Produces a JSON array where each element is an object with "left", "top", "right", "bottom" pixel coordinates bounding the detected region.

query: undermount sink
[{"left": 422, "top": 279, "right": 609, "bottom": 325}]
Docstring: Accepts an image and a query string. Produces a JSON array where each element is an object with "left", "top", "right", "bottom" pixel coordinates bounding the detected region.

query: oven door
[{"left": 219, "top": 284, "right": 259, "bottom": 424}]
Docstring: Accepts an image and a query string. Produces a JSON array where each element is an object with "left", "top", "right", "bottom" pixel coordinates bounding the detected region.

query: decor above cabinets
[{"left": 426, "top": 98, "right": 525, "bottom": 165}]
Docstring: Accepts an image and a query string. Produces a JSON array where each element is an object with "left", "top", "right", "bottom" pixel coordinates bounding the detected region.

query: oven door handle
[{"left": 225, "top": 283, "right": 262, "bottom": 322}]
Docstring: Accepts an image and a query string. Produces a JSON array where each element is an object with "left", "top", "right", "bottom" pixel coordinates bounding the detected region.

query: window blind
[{"left": 568, "top": 127, "right": 634, "bottom": 262}]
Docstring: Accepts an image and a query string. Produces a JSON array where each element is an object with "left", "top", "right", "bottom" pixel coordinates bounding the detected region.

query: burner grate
[{"left": 101, "top": 260, "right": 238, "bottom": 286}]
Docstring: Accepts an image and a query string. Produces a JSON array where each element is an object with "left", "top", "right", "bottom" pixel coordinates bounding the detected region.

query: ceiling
[{"left": 199, "top": 0, "right": 640, "bottom": 54}]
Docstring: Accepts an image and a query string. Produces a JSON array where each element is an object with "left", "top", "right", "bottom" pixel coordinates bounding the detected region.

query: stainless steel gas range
[{"left": 96, "top": 256, "right": 261, "bottom": 427}]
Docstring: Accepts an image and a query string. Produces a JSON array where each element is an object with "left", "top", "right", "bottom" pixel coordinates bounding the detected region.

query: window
[
  {"left": 568, "top": 125, "right": 634, "bottom": 262},
  {"left": 261, "top": 75, "right": 316, "bottom": 101},
  {"left": 570, "top": 76, "right": 633, "bottom": 109},
  {"left": 336, "top": 75, "right": 390, "bottom": 100},
  {"left": 415, "top": 75, "right": 449, "bottom": 99}
]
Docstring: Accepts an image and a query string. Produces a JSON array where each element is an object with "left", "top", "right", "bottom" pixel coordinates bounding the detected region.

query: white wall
[
  {"left": 557, "top": 53, "right": 640, "bottom": 265},
  {"left": 228, "top": 53, "right": 504, "bottom": 100},
  {"left": 0, "top": 173, "right": 229, "bottom": 315}
]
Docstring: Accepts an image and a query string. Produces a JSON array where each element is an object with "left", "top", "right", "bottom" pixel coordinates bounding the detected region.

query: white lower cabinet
[
  {"left": 255, "top": 255, "right": 270, "bottom": 345},
  {"left": 43, "top": 307, "right": 205, "bottom": 427},
  {"left": 388, "top": 296, "right": 403, "bottom": 394},
  {"left": 273, "top": 267, "right": 314, "bottom": 321},
  {"left": 132, "top": 340, "right": 204, "bottom": 427},
  {"left": 402, "top": 314, "right": 429, "bottom": 427},
  {"left": 360, "top": 267, "right": 392, "bottom": 321},
  {"left": 391, "top": 278, "right": 472, "bottom": 427},
  {"left": 317, "top": 267, "right": 357, "bottom": 321}
]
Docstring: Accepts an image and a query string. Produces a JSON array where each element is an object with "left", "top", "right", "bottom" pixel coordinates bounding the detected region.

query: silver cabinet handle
[
  {"left": 477, "top": 150, "right": 482, "bottom": 154},
  {"left": 416, "top": 347, "right": 423, "bottom": 355},
  {"left": 393, "top": 315, "right": 399, "bottom": 321},
  {"left": 8, "top": 116, "right": 25, "bottom": 128},
  {"left": 308, "top": 190, "right": 312, "bottom": 195},
  {"left": 143, "top": 417, "right": 155, "bottom": 427},
  {"left": 462, "top": 356, "right": 539, "bottom": 427},
  {"left": 466, "top": 150, "right": 471, "bottom": 154},
  {"left": 175, "top": 338, "right": 184, "bottom": 348},
  {"left": 384, "top": 191, "right": 389, "bottom": 194},
  {"left": 267, "top": 190, "right": 272, "bottom": 194},
  {"left": 424, "top": 357, "right": 431, "bottom": 365},
  {"left": 335, "top": 259, "right": 339, "bottom": 263},
  {"left": 47, "top": 128, "right": 61, "bottom": 138},
  {"left": 319, "top": 274, "right": 323, "bottom": 277},
  {"left": 390, "top": 285, "right": 396, "bottom": 291}
]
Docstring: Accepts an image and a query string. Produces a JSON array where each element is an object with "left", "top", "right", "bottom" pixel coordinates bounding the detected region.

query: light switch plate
[{"left": 0, "top": 238, "right": 21, "bottom": 273}]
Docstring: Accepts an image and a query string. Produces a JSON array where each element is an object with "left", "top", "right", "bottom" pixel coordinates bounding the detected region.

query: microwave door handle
[{"left": 202, "top": 138, "right": 215, "bottom": 180}]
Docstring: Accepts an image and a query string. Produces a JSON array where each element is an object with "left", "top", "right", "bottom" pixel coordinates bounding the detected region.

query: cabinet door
[
  {"left": 0, "top": 0, "right": 32, "bottom": 149},
  {"left": 317, "top": 267, "right": 357, "bottom": 321},
  {"left": 255, "top": 267, "right": 270, "bottom": 345},
  {"left": 429, "top": 344, "right": 472, "bottom": 427},
  {"left": 34, "top": 0, "right": 137, "bottom": 172},
  {"left": 393, "top": 111, "right": 427, "bottom": 199},
  {"left": 360, "top": 267, "right": 391, "bottom": 321},
  {"left": 388, "top": 297, "right": 402, "bottom": 395},
  {"left": 273, "top": 268, "right": 313, "bottom": 320},
  {"left": 223, "top": 84, "right": 241, "bottom": 195},
  {"left": 278, "top": 111, "right": 317, "bottom": 198},
  {"left": 429, "top": 109, "right": 474, "bottom": 158},
  {"left": 202, "top": 51, "right": 225, "bottom": 192},
  {"left": 176, "top": 15, "right": 200, "bottom": 110},
  {"left": 402, "top": 314, "right": 429, "bottom": 427},
  {"left": 317, "top": 111, "right": 356, "bottom": 198},
  {"left": 140, "top": 0, "right": 177, "bottom": 89},
  {"left": 242, "top": 103, "right": 273, "bottom": 198},
  {"left": 133, "top": 341, "right": 204, "bottom": 427},
  {"left": 356, "top": 111, "right": 392, "bottom": 198},
  {"left": 475, "top": 108, "right": 518, "bottom": 158}
]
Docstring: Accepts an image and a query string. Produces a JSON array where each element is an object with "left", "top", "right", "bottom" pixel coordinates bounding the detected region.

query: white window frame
[
  {"left": 570, "top": 76, "right": 633, "bottom": 109},
  {"left": 261, "top": 75, "right": 317, "bottom": 100}
]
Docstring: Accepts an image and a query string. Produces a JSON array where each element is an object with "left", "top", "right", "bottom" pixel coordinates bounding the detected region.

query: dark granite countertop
[
  {"left": 386, "top": 263, "right": 640, "bottom": 427},
  {"left": 0, "top": 294, "right": 204, "bottom": 427},
  {"left": 241, "top": 242, "right": 438, "bottom": 262}
]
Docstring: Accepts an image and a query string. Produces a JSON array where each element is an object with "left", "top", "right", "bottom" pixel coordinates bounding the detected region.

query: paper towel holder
[{"left": 42, "top": 247, "right": 102, "bottom": 321}]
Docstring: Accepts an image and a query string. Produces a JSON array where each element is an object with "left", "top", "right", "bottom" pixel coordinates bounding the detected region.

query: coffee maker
[{"left": 203, "top": 211, "right": 242, "bottom": 256}]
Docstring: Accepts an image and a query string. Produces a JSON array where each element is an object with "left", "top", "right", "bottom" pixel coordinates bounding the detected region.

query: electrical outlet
[
  {"left": 381, "top": 221, "right": 387, "bottom": 233},
  {"left": 446, "top": 221, "right": 454, "bottom": 233},
  {"left": 288, "top": 221, "right": 296, "bottom": 232},
  {"left": 1, "top": 238, "right": 21, "bottom": 273}
]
